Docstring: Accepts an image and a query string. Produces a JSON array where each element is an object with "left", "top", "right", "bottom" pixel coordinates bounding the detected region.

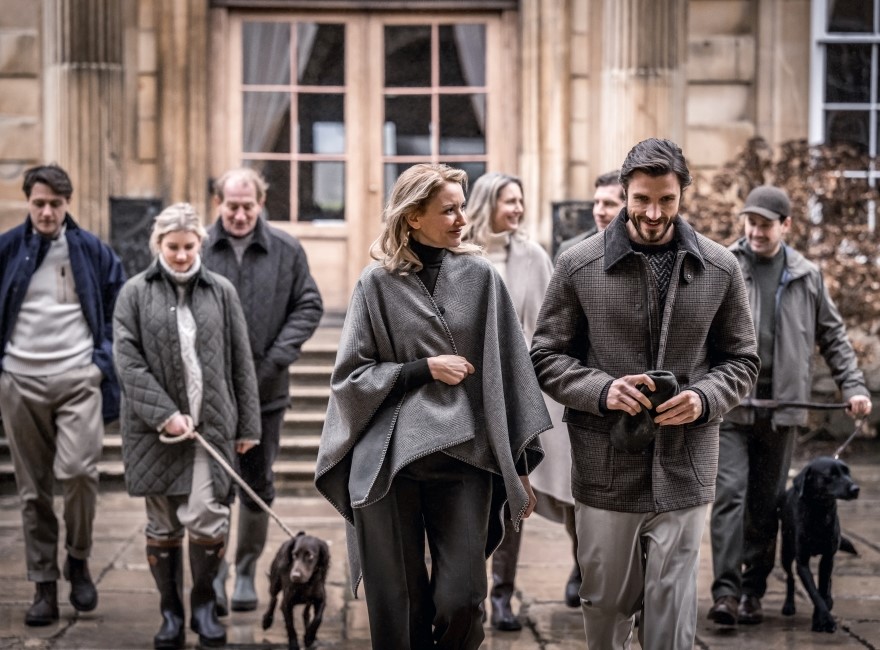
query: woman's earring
[{"left": 402, "top": 229, "right": 410, "bottom": 246}]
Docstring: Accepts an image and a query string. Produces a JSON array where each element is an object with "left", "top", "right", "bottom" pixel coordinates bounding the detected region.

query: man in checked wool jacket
[{"left": 531, "top": 138, "right": 759, "bottom": 650}]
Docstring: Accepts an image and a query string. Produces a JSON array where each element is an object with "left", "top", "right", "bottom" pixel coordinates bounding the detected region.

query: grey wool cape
[{"left": 315, "top": 252, "right": 549, "bottom": 593}]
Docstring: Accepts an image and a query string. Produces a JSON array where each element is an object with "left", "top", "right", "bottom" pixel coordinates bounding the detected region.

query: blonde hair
[
  {"left": 213, "top": 167, "right": 269, "bottom": 204},
  {"left": 461, "top": 172, "right": 525, "bottom": 246},
  {"left": 148, "top": 203, "right": 207, "bottom": 255},
  {"left": 370, "top": 163, "right": 480, "bottom": 273}
]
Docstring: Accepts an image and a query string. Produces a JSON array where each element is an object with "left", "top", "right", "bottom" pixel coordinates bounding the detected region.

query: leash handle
[
  {"left": 833, "top": 418, "right": 864, "bottom": 460},
  {"left": 160, "top": 430, "right": 297, "bottom": 538}
]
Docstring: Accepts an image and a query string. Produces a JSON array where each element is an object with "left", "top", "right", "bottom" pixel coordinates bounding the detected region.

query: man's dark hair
[
  {"left": 22, "top": 164, "right": 74, "bottom": 199},
  {"left": 619, "top": 139, "right": 691, "bottom": 193},
  {"left": 595, "top": 169, "right": 624, "bottom": 201}
]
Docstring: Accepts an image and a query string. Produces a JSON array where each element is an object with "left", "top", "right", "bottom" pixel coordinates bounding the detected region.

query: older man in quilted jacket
[
  {"left": 203, "top": 168, "right": 323, "bottom": 614},
  {"left": 531, "top": 138, "right": 759, "bottom": 650}
]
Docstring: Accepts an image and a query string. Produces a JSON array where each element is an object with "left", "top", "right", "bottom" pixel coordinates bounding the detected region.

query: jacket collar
[
  {"left": 731, "top": 238, "right": 811, "bottom": 281},
  {"left": 208, "top": 215, "right": 270, "bottom": 253},
  {"left": 604, "top": 209, "right": 706, "bottom": 272},
  {"left": 144, "top": 256, "right": 216, "bottom": 286},
  {"left": 24, "top": 213, "right": 79, "bottom": 240}
]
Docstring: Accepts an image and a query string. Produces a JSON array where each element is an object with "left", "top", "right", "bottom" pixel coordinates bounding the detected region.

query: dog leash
[
  {"left": 160, "top": 429, "right": 297, "bottom": 539},
  {"left": 833, "top": 418, "right": 865, "bottom": 460},
  {"left": 741, "top": 398, "right": 849, "bottom": 411}
]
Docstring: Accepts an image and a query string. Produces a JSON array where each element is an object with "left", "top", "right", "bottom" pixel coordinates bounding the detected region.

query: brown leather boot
[{"left": 708, "top": 595, "right": 739, "bottom": 626}]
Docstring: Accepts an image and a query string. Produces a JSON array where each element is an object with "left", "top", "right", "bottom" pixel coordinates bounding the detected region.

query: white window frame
[{"left": 809, "top": 0, "right": 880, "bottom": 230}]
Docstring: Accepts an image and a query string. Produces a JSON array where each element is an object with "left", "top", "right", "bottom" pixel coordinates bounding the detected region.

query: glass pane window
[
  {"left": 439, "top": 25, "right": 486, "bottom": 87},
  {"left": 825, "top": 44, "right": 871, "bottom": 103},
  {"left": 382, "top": 21, "right": 489, "bottom": 196},
  {"left": 298, "top": 162, "right": 345, "bottom": 221},
  {"left": 440, "top": 94, "right": 486, "bottom": 154},
  {"left": 385, "top": 26, "right": 431, "bottom": 87},
  {"left": 827, "top": 0, "right": 875, "bottom": 33},
  {"left": 825, "top": 110, "right": 870, "bottom": 154},
  {"left": 298, "top": 93, "right": 345, "bottom": 154},
  {"left": 243, "top": 23, "right": 291, "bottom": 85},
  {"left": 243, "top": 92, "right": 291, "bottom": 153},
  {"left": 240, "top": 20, "right": 346, "bottom": 222},
  {"left": 384, "top": 95, "right": 432, "bottom": 156},
  {"left": 297, "top": 23, "right": 344, "bottom": 85}
]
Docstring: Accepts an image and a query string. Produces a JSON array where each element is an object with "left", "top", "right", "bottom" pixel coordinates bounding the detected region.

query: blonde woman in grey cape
[
  {"left": 315, "top": 164, "right": 549, "bottom": 650},
  {"left": 463, "top": 172, "right": 576, "bottom": 631}
]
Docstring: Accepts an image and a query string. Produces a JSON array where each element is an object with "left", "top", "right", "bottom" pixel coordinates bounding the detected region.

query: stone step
[
  {"left": 289, "top": 385, "right": 331, "bottom": 413},
  {"left": 289, "top": 363, "right": 334, "bottom": 388}
]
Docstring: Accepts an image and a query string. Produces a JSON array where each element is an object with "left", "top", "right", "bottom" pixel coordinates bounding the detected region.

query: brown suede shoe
[
  {"left": 707, "top": 595, "right": 739, "bottom": 626},
  {"left": 738, "top": 594, "right": 764, "bottom": 624}
]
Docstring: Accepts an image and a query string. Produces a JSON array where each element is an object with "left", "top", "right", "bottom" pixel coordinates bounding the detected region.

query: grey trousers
[
  {"left": 575, "top": 501, "right": 707, "bottom": 650},
  {"left": 0, "top": 365, "right": 104, "bottom": 582},
  {"left": 710, "top": 419, "right": 796, "bottom": 600},
  {"left": 145, "top": 445, "right": 230, "bottom": 541}
]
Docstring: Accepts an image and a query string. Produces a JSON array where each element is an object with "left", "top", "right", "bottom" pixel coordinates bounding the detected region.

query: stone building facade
[{"left": 0, "top": 0, "right": 870, "bottom": 314}]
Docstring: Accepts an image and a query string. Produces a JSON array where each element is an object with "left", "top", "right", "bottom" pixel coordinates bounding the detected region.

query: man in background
[
  {"left": 0, "top": 164, "right": 125, "bottom": 625},
  {"left": 204, "top": 167, "right": 323, "bottom": 614}
]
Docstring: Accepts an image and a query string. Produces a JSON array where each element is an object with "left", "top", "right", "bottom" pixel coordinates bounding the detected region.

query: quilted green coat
[{"left": 113, "top": 259, "right": 260, "bottom": 499}]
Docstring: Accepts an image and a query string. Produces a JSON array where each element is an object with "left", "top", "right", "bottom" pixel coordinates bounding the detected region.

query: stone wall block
[
  {"left": 0, "top": 116, "right": 39, "bottom": 159},
  {"left": 688, "top": 84, "right": 750, "bottom": 123},
  {"left": 689, "top": 0, "right": 751, "bottom": 36},
  {"left": 685, "top": 122, "right": 755, "bottom": 169},
  {"left": 0, "top": 78, "right": 39, "bottom": 115},
  {"left": 0, "top": 30, "right": 38, "bottom": 75},
  {"left": 688, "top": 35, "right": 755, "bottom": 82},
  {"left": 0, "top": 2, "right": 39, "bottom": 29}
]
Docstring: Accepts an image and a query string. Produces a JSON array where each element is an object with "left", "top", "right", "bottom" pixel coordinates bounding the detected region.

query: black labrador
[
  {"left": 780, "top": 456, "right": 859, "bottom": 633},
  {"left": 262, "top": 531, "right": 330, "bottom": 650}
]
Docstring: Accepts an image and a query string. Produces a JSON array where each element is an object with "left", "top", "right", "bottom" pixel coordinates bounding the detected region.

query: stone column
[
  {"left": 598, "top": 0, "right": 687, "bottom": 173},
  {"left": 155, "top": 0, "right": 209, "bottom": 210},
  {"left": 42, "top": 0, "right": 125, "bottom": 238}
]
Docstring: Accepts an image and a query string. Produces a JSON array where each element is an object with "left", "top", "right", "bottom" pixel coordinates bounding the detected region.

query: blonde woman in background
[{"left": 463, "top": 172, "right": 578, "bottom": 630}]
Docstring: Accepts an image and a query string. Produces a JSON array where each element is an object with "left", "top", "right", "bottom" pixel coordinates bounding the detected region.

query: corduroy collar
[{"left": 603, "top": 209, "right": 706, "bottom": 273}]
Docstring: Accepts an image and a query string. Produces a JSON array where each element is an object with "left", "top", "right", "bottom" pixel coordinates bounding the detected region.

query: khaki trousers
[
  {"left": 145, "top": 445, "right": 230, "bottom": 541},
  {"left": 575, "top": 501, "right": 708, "bottom": 650},
  {"left": 0, "top": 365, "right": 104, "bottom": 582}
]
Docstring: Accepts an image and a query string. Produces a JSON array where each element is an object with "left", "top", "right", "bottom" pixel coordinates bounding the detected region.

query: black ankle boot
[
  {"left": 564, "top": 563, "right": 582, "bottom": 608},
  {"left": 147, "top": 539, "right": 185, "bottom": 650},
  {"left": 25, "top": 581, "right": 59, "bottom": 626},
  {"left": 189, "top": 536, "right": 227, "bottom": 647},
  {"left": 490, "top": 521, "right": 523, "bottom": 632},
  {"left": 64, "top": 555, "right": 98, "bottom": 612}
]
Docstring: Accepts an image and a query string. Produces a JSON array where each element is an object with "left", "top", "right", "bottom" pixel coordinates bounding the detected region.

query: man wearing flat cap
[{"left": 707, "top": 185, "right": 872, "bottom": 627}]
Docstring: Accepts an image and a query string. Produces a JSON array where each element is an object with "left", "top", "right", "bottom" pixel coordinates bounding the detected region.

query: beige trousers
[
  {"left": 0, "top": 365, "right": 104, "bottom": 582},
  {"left": 574, "top": 501, "right": 708, "bottom": 650}
]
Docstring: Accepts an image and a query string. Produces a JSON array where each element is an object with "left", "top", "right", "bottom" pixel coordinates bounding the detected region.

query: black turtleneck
[{"left": 410, "top": 237, "right": 446, "bottom": 295}]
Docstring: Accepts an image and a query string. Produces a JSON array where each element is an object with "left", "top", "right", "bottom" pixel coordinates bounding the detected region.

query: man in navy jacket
[{"left": 0, "top": 164, "right": 125, "bottom": 626}]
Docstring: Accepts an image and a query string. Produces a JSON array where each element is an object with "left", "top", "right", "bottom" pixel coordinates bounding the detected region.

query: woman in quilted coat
[{"left": 113, "top": 203, "right": 260, "bottom": 649}]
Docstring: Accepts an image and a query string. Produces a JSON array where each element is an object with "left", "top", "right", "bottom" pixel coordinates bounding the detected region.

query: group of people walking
[
  {"left": 0, "top": 165, "right": 323, "bottom": 649},
  {"left": 0, "top": 135, "right": 872, "bottom": 650}
]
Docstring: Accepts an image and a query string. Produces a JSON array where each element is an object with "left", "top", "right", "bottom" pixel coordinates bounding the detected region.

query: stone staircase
[{"left": 0, "top": 326, "right": 340, "bottom": 496}]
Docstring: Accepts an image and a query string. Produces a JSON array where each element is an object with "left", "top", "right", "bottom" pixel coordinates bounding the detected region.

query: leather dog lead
[
  {"left": 833, "top": 418, "right": 865, "bottom": 460},
  {"left": 742, "top": 398, "right": 849, "bottom": 410},
  {"left": 160, "top": 430, "right": 297, "bottom": 539}
]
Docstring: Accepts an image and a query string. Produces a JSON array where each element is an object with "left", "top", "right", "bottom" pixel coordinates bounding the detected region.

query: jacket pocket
[
  {"left": 684, "top": 422, "right": 719, "bottom": 487},
  {"left": 568, "top": 422, "right": 614, "bottom": 491}
]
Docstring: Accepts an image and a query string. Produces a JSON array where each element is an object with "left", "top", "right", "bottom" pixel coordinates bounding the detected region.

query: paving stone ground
[{"left": 0, "top": 439, "right": 878, "bottom": 649}]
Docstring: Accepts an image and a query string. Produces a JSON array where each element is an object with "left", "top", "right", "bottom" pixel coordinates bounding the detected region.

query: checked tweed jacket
[
  {"left": 113, "top": 259, "right": 261, "bottom": 500},
  {"left": 531, "top": 212, "right": 759, "bottom": 513}
]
